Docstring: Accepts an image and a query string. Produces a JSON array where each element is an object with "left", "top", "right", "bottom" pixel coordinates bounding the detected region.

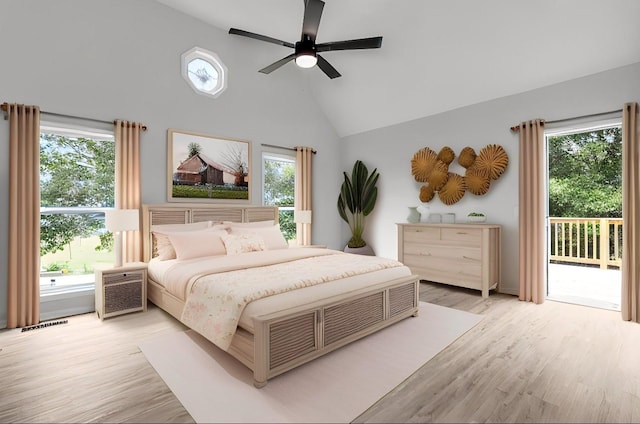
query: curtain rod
[
  {"left": 1, "top": 102, "right": 147, "bottom": 131},
  {"left": 261, "top": 143, "right": 317, "bottom": 154},
  {"left": 510, "top": 108, "right": 623, "bottom": 132}
]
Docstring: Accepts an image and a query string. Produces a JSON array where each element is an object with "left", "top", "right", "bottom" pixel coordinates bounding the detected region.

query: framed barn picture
[{"left": 167, "top": 129, "right": 251, "bottom": 202}]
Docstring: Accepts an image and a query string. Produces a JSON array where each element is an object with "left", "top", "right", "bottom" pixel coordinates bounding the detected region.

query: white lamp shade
[
  {"left": 294, "top": 210, "right": 312, "bottom": 224},
  {"left": 105, "top": 209, "right": 140, "bottom": 232}
]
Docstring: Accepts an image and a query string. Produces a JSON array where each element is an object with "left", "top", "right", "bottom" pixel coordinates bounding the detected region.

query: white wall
[
  {"left": 0, "top": 0, "right": 343, "bottom": 327},
  {"left": 339, "top": 61, "right": 640, "bottom": 295}
]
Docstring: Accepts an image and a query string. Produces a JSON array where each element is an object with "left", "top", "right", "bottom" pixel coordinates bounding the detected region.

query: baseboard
[{"left": 498, "top": 287, "right": 518, "bottom": 296}]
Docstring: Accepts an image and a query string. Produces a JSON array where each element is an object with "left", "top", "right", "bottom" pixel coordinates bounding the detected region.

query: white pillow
[
  {"left": 152, "top": 221, "right": 212, "bottom": 261},
  {"left": 229, "top": 223, "right": 289, "bottom": 250},
  {"left": 166, "top": 229, "right": 228, "bottom": 260},
  {"left": 152, "top": 222, "right": 231, "bottom": 261},
  {"left": 221, "top": 233, "right": 266, "bottom": 255}
]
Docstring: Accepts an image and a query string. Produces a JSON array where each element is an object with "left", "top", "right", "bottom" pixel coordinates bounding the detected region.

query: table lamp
[
  {"left": 105, "top": 209, "right": 139, "bottom": 267},
  {"left": 294, "top": 210, "right": 312, "bottom": 246}
]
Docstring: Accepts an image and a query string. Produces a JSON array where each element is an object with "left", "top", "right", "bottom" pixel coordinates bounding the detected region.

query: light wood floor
[{"left": 1, "top": 282, "right": 640, "bottom": 423}]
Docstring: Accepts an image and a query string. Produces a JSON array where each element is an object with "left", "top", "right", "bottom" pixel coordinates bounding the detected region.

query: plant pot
[
  {"left": 344, "top": 245, "right": 375, "bottom": 256},
  {"left": 466, "top": 215, "right": 486, "bottom": 223}
]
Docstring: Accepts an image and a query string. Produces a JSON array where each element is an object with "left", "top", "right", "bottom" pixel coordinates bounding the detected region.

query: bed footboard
[{"left": 250, "top": 275, "right": 420, "bottom": 388}]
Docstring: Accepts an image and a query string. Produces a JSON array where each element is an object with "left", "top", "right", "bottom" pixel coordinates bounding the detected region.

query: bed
[{"left": 141, "top": 203, "right": 420, "bottom": 387}]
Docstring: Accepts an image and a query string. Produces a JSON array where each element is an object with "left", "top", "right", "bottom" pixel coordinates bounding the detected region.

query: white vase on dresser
[
  {"left": 407, "top": 207, "right": 420, "bottom": 223},
  {"left": 416, "top": 204, "right": 430, "bottom": 222}
]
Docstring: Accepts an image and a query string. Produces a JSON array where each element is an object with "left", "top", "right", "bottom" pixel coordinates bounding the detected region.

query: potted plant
[{"left": 337, "top": 160, "right": 379, "bottom": 255}]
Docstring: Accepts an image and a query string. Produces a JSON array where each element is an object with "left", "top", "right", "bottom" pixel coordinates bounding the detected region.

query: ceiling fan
[{"left": 228, "top": 0, "right": 383, "bottom": 79}]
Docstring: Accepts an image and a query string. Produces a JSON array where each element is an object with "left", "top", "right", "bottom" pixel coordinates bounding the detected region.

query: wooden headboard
[{"left": 141, "top": 203, "right": 279, "bottom": 262}]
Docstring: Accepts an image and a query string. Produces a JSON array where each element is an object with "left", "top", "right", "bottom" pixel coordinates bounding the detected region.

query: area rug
[{"left": 139, "top": 302, "right": 482, "bottom": 423}]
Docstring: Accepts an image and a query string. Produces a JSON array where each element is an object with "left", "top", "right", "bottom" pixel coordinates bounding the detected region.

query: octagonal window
[{"left": 181, "top": 47, "right": 227, "bottom": 98}]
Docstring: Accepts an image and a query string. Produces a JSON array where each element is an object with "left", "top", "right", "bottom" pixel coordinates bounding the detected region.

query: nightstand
[{"left": 95, "top": 262, "right": 147, "bottom": 320}]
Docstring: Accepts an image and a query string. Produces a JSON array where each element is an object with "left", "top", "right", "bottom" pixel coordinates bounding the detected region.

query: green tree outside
[
  {"left": 263, "top": 158, "right": 296, "bottom": 240},
  {"left": 40, "top": 133, "right": 115, "bottom": 257},
  {"left": 548, "top": 126, "right": 622, "bottom": 218}
]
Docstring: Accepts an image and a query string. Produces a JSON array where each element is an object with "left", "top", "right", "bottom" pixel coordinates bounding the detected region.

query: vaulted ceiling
[{"left": 156, "top": 0, "right": 640, "bottom": 137}]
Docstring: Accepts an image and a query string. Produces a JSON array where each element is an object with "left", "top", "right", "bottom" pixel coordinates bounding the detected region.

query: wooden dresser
[{"left": 397, "top": 223, "right": 501, "bottom": 297}]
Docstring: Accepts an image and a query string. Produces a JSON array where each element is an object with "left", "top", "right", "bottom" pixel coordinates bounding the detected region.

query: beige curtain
[
  {"left": 295, "top": 146, "right": 314, "bottom": 246},
  {"left": 518, "top": 119, "right": 546, "bottom": 304},
  {"left": 114, "top": 120, "right": 143, "bottom": 263},
  {"left": 7, "top": 104, "right": 41, "bottom": 328},
  {"left": 622, "top": 102, "right": 640, "bottom": 322}
]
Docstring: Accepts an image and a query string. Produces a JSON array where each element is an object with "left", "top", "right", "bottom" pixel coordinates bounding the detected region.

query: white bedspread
[{"left": 172, "top": 249, "right": 404, "bottom": 351}]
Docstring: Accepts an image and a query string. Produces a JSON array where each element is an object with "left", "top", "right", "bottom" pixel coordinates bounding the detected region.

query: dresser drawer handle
[
  {"left": 419, "top": 252, "right": 432, "bottom": 256},
  {"left": 456, "top": 232, "right": 468, "bottom": 235}
]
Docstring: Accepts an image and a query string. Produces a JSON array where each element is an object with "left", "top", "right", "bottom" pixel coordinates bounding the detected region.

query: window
[
  {"left": 262, "top": 152, "right": 296, "bottom": 242},
  {"left": 39, "top": 123, "right": 115, "bottom": 319},
  {"left": 181, "top": 47, "right": 227, "bottom": 98}
]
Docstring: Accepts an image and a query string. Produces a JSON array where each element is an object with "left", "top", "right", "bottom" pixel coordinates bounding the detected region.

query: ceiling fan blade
[
  {"left": 229, "top": 28, "right": 295, "bottom": 48},
  {"left": 301, "top": 0, "right": 324, "bottom": 42},
  {"left": 316, "top": 36, "right": 383, "bottom": 52},
  {"left": 316, "top": 55, "right": 341, "bottom": 79},
  {"left": 259, "top": 53, "right": 296, "bottom": 74}
]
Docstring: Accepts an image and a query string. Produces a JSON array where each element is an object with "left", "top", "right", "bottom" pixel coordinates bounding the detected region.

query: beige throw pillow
[
  {"left": 221, "top": 233, "right": 266, "bottom": 255},
  {"left": 229, "top": 223, "right": 289, "bottom": 250}
]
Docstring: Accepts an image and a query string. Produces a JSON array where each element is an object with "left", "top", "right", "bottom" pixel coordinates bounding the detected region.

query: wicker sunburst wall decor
[
  {"left": 410, "top": 144, "right": 508, "bottom": 205},
  {"left": 426, "top": 160, "right": 449, "bottom": 191},
  {"left": 410, "top": 147, "right": 438, "bottom": 182},
  {"left": 475, "top": 144, "right": 509, "bottom": 180},
  {"left": 437, "top": 146, "right": 455, "bottom": 165},
  {"left": 465, "top": 166, "right": 491, "bottom": 196},
  {"left": 419, "top": 184, "right": 435, "bottom": 202},
  {"left": 438, "top": 173, "right": 466, "bottom": 205},
  {"left": 458, "top": 147, "right": 477, "bottom": 168}
]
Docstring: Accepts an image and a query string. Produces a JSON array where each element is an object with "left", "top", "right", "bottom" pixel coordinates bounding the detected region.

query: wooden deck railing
[{"left": 548, "top": 217, "right": 622, "bottom": 269}]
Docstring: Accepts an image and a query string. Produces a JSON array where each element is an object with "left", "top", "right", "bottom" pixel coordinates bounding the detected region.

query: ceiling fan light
[{"left": 295, "top": 53, "right": 317, "bottom": 68}]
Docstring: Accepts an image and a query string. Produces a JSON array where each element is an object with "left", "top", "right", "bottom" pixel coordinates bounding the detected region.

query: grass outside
[
  {"left": 40, "top": 235, "right": 114, "bottom": 275},
  {"left": 172, "top": 184, "right": 248, "bottom": 199}
]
